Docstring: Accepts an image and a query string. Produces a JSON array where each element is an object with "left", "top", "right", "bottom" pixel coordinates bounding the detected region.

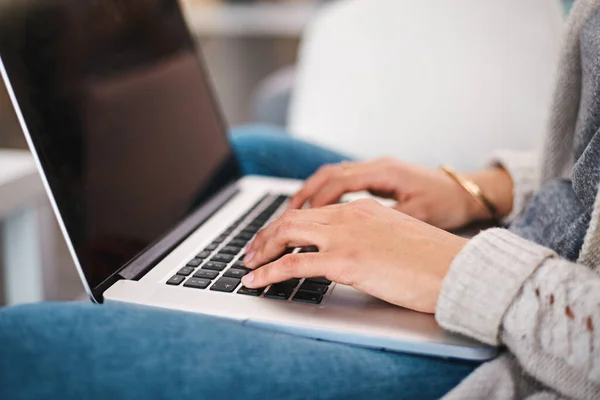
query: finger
[
  {"left": 288, "top": 165, "right": 338, "bottom": 209},
  {"left": 289, "top": 161, "right": 364, "bottom": 209},
  {"left": 245, "top": 208, "right": 335, "bottom": 261},
  {"left": 309, "top": 171, "right": 374, "bottom": 207},
  {"left": 242, "top": 253, "right": 340, "bottom": 289},
  {"left": 245, "top": 220, "right": 331, "bottom": 269},
  {"left": 311, "top": 159, "right": 404, "bottom": 207}
]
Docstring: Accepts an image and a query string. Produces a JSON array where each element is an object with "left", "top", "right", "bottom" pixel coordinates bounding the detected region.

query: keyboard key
[
  {"left": 184, "top": 278, "right": 211, "bottom": 289},
  {"left": 205, "top": 243, "right": 218, "bottom": 251},
  {"left": 252, "top": 218, "right": 268, "bottom": 226},
  {"left": 233, "top": 260, "right": 249, "bottom": 270},
  {"left": 241, "top": 227, "right": 259, "bottom": 235},
  {"left": 265, "top": 284, "right": 294, "bottom": 300},
  {"left": 293, "top": 291, "right": 323, "bottom": 304},
  {"left": 299, "top": 281, "right": 328, "bottom": 294},
  {"left": 213, "top": 235, "right": 228, "bottom": 244},
  {"left": 177, "top": 266, "right": 195, "bottom": 276},
  {"left": 227, "top": 239, "right": 247, "bottom": 248},
  {"left": 280, "top": 278, "right": 300, "bottom": 287},
  {"left": 299, "top": 246, "right": 319, "bottom": 253},
  {"left": 210, "top": 277, "right": 241, "bottom": 293},
  {"left": 219, "top": 246, "right": 241, "bottom": 256},
  {"left": 246, "top": 223, "right": 263, "bottom": 231},
  {"left": 258, "top": 204, "right": 279, "bottom": 216},
  {"left": 166, "top": 275, "right": 185, "bottom": 286},
  {"left": 186, "top": 259, "right": 202, "bottom": 267},
  {"left": 196, "top": 251, "right": 212, "bottom": 259},
  {"left": 193, "top": 269, "right": 219, "bottom": 279},
  {"left": 306, "top": 277, "right": 332, "bottom": 285},
  {"left": 257, "top": 209, "right": 273, "bottom": 218},
  {"left": 237, "top": 286, "right": 265, "bottom": 296},
  {"left": 257, "top": 213, "right": 273, "bottom": 221},
  {"left": 202, "top": 261, "right": 227, "bottom": 271},
  {"left": 223, "top": 268, "right": 249, "bottom": 278},
  {"left": 212, "top": 254, "right": 234, "bottom": 263},
  {"left": 231, "top": 217, "right": 244, "bottom": 225},
  {"left": 235, "top": 231, "right": 254, "bottom": 240},
  {"left": 233, "top": 236, "right": 251, "bottom": 245}
]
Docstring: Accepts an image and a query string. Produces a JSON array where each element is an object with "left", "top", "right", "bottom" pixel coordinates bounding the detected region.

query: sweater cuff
[
  {"left": 489, "top": 150, "right": 540, "bottom": 224},
  {"left": 435, "top": 228, "right": 556, "bottom": 345}
]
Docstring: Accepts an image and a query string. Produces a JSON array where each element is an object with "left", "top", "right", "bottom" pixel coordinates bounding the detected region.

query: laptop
[{"left": 0, "top": 0, "right": 495, "bottom": 361}]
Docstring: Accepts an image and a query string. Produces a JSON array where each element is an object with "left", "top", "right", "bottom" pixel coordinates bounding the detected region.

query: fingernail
[
  {"left": 244, "top": 251, "right": 255, "bottom": 264},
  {"left": 242, "top": 272, "right": 254, "bottom": 286}
]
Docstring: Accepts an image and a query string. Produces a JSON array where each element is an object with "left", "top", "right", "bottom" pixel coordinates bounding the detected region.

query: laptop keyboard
[{"left": 165, "top": 194, "right": 332, "bottom": 304}]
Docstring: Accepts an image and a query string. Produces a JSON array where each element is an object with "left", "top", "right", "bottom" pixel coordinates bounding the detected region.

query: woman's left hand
[{"left": 242, "top": 199, "right": 468, "bottom": 314}]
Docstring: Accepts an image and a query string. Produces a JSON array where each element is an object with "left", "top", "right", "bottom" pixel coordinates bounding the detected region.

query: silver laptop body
[{"left": 0, "top": 0, "right": 495, "bottom": 361}]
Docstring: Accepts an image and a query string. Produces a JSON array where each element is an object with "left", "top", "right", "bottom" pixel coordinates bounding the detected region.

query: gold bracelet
[{"left": 440, "top": 165, "right": 499, "bottom": 221}]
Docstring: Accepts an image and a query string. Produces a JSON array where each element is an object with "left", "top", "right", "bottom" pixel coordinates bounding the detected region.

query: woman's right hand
[{"left": 288, "top": 158, "right": 513, "bottom": 230}]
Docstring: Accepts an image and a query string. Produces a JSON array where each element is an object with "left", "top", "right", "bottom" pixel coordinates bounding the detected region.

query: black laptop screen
[{"left": 0, "top": 0, "right": 241, "bottom": 290}]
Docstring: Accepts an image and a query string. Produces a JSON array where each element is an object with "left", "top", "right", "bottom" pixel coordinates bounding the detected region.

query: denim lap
[
  {"left": 229, "top": 124, "right": 355, "bottom": 179},
  {"left": 0, "top": 302, "right": 478, "bottom": 400}
]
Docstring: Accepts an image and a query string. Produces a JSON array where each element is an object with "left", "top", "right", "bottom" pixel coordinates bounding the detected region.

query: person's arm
[
  {"left": 463, "top": 166, "right": 515, "bottom": 222},
  {"left": 436, "top": 229, "right": 600, "bottom": 399},
  {"left": 286, "top": 150, "right": 537, "bottom": 230},
  {"left": 472, "top": 150, "right": 541, "bottom": 224}
]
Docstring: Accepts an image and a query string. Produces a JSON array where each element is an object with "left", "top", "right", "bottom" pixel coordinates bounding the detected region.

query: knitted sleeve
[
  {"left": 489, "top": 150, "right": 540, "bottom": 224},
  {"left": 436, "top": 229, "right": 600, "bottom": 399}
]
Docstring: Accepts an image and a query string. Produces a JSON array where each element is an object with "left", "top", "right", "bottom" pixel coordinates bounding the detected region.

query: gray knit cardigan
[{"left": 435, "top": 1, "right": 600, "bottom": 398}]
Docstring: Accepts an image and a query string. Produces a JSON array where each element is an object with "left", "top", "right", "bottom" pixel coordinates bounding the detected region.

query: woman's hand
[
  {"left": 242, "top": 199, "right": 468, "bottom": 314},
  {"left": 288, "top": 158, "right": 513, "bottom": 230}
]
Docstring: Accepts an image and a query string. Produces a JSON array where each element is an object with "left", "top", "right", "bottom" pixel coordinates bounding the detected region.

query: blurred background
[{"left": 0, "top": 0, "right": 576, "bottom": 305}]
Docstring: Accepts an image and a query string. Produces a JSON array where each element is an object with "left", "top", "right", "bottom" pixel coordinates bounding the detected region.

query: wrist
[
  {"left": 464, "top": 167, "right": 514, "bottom": 223},
  {"left": 430, "top": 232, "right": 469, "bottom": 313}
]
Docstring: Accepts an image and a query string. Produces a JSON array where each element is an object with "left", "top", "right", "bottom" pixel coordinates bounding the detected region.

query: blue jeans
[
  {"left": 0, "top": 302, "right": 478, "bottom": 399},
  {"left": 0, "top": 126, "right": 478, "bottom": 399},
  {"left": 229, "top": 125, "right": 354, "bottom": 179}
]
